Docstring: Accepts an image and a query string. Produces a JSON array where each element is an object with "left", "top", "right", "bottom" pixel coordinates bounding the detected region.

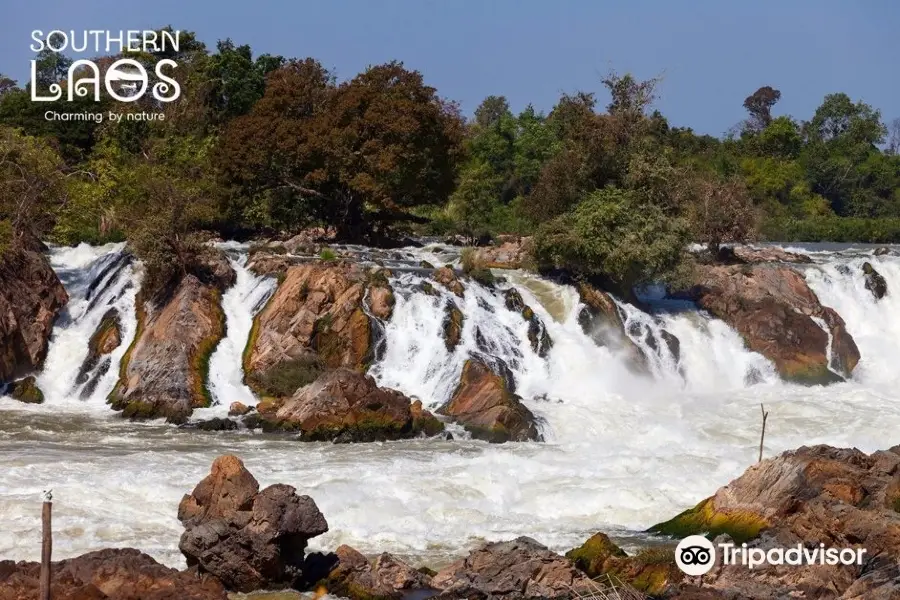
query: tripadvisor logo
[{"left": 29, "top": 29, "right": 181, "bottom": 103}]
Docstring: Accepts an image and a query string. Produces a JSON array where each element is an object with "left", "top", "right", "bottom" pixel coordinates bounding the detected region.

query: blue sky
[{"left": 1, "top": 0, "right": 897, "bottom": 136}]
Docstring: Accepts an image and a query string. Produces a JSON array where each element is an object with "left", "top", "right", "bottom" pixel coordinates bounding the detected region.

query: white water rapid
[{"left": 2, "top": 243, "right": 899, "bottom": 571}]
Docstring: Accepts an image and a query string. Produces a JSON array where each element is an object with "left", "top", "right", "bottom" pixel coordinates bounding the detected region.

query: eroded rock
[
  {"left": 178, "top": 455, "right": 329, "bottom": 592},
  {"left": 863, "top": 261, "right": 888, "bottom": 300},
  {"left": 576, "top": 283, "right": 647, "bottom": 374},
  {"left": 433, "top": 267, "right": 465, "bottom": 297},
  {"left": 320, "top": 545, "right": 434, "bottom": 600},
  {"left": 439, "top": 359, "right": 540, "bottom": 443}
]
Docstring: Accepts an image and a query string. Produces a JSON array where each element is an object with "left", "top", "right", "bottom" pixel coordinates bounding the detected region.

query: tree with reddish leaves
[{"left": 743, "top": 86, "right": 782, "bottom": 132}]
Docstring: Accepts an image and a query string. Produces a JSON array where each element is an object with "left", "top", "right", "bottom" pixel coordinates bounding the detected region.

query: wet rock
[
  {"left": 367, "top": 282, "right": 395, "bottom": 321},
  {"left": 254, "top": 369, "right": 443, "bottom": 442},
  {"left": 7, "top": 375, "right": 44, "bottom": 404},
  {"left": 320, "top": 545, "right": 434, "bottom": 600},
  {"left": 576, "top": 283, "right": 648, "bottom": 374},
  {"left": 729, "top": 246, "right": 812, "bottom": 264},
  {"left": 649, "top": 444, "right": 900, "bottom": 599},
  {"left": 432, "top": 536, "right": 591, "bottom": 599},
  {"left": 418, "top": 281, "right": 438, "bottom": 296},
  {"left": 0, "top": 547, "right": 227, "bottom": 600},
  {"left": 433, "top": 267, "right": 465, "bottom": 297},
  {"left": 75, "top": 308, "right": 122, "bottom": 388},
  {"left": 108, "top": 271, "right": 229, "bottom": 423},
  {"left": 181, "top": 417, "right": 239, "bottom": 432},
  {"left": 419, "top": 260, "right": 435, "bottom": 269},
  {"left": 0, "top": 241, "right": 68, "bottom": 384},
  {"left": 228, "top": 402, "right": 253, "bottom": 417},
  {"left": 503, "top": 288, "right": 526, "bottom": 313},
  {"left": 438, "top": 359, "right": 540, "bottom": 443},
  {"left": 874, "top": 246, "right": 891, "bottom": 256},
  {"left": 863, "top": 261, "right": 888, "bottom": 300},
  {"left": 245, "top": 263, "right": 378, "bottom": 395},
  {"left": 503, "top": 289, "right": 553, "bottom": 357},
  {"left": 691, "top": 263, "right": 860, "bottom": 384},
  {"left": 661, "top": 329, "right": 680, "bottom": 363},
  {"left": 178, "top": 455, "right": 328, "bottom": 592},
  {"left": 441, "top": 302, "right": 464, "bottom": 352},
  {"left": 566, "top": 534, "right": 681, "bottom": 596}
]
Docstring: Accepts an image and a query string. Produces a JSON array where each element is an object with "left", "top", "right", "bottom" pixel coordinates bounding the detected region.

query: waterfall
[
  {"left": 197, "top": 244, "right": 277, "bottom": 418},
  {"left": 804, "top": 252, "right": 900, "bottom": 387},
  {"left": 30, "top": 243, "right": 139, "bottom": 410}
]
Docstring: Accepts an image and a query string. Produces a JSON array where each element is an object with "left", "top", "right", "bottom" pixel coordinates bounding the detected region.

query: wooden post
[
  {"left": 40, "top": 495, "right": 52, "bottom": 600},
  {"left": 758, "top": 404, "right": 769, "bottom": 463}
]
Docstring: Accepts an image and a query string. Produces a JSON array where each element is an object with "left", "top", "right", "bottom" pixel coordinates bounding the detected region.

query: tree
[
  {"left": 448, "top": 159, "right": 501, "bottom": 241},
  {"left": 206, "top": 39, "right": 284, "bottom": 122},
  {"left": 474, "top": 95, "right": 511, "bottom": 129},
  {"left": 887, "top": 118, "right": 900, "bottom": 155},
  {"left": 0, "top": 75, "right": 17, "bottom": 96},
  {"left": 686, "top": 175, "right": 758, "bottom": 253},
  {"left": 743, "top": 86, "right": 781, "bottom": 132}
]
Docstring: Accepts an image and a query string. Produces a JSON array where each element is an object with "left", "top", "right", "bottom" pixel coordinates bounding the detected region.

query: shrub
[{"left": 319, "top": 247, "right": 337, "bottom": 261}]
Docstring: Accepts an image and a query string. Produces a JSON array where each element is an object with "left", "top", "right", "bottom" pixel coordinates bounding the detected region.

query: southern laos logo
[{"left": 29, "top": 29, "right": 181, "bottom": 103}]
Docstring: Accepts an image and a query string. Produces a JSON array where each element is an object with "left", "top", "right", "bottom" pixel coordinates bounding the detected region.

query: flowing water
[{"left": 1, "top": 243, "right": 899, "bottom": 570}]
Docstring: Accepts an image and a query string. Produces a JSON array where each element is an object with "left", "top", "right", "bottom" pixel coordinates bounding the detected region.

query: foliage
[{"left": 686, "top": 175, "right": 758, "bottom": 253}]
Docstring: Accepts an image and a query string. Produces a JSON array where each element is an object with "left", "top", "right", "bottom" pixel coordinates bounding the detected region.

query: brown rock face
[
  {"left": 729, "top": 246, "right": 813, "bottom": 264},
  {"left": 576, "top": 283, "right": 647, "bottom": 374},
  {"left": 108, "top": 273, "right": 228, "bottom": 423},
  {"left": 322, "top": 545, "right": 433, "bottom": 600},
  {"left": 245, "top": 262, "right": 390, "bottom": 394},
  {"left": 0, "top": 243, "right": 68, "bottom": 383},
  {"left": 650, "top": 445, "right": 900, "bottom": 599},
  {"left": 432, "top": 536, "right": 592, "bottom": 599},
  {"left": 178, "top": 455, "right": 329, "bottom": 593},
  {"left": 433, "top": 266, "right": 465, "bottom": 297},
  {"left": 0, "top": 548, "right": 227, "bottom": 600},
  {"left": 439, "top": 359, "right": 541, "bottom": 443},
  {"left": 691, "top": 264, "right": 859, "bottom": 384},
  {"left": 472, "top": 238, "right": 531, "bottom": 269},
  {"left": 255, "top": 368, "right": 442, "bottom": 442},
  {"left": 75, "top": 308, "right": 122, "bottom": 397}
]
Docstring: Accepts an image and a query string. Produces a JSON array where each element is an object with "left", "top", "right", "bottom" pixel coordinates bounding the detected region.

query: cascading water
[
  {"left": 2, "top": 243, "right": 900, "bottom": 571},
  {"left": 196, "top": 244, "right": 277, "bottom": 418},
  {"left": 27, "top": 243, "right": 139, "bottom": 410}
]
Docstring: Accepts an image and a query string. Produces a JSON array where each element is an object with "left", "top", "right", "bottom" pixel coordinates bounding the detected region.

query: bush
[
  {"left": 319, "top": 247, "right": 337, "bottom": 261},
  {"left": 762, "top": 216, "right": 900, "bottom": 243}
]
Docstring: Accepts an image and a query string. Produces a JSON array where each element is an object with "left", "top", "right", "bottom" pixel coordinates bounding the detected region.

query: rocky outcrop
[
  {"left": 432, "top": 536, "right": 592, "bottom": 599},
  {"left": 728, "top": 246, "right": 813, "bottom": 264},
  {"left": 245, "top": 262, "right": 389, "bottom": 397},
  {"left": 691, "top": 263, "right": 859, "bottom": 384},
  {"left": 473, "top": 237, "right": 531, "bottom": 269},
  {"left": 565, "top": 534, "right": 681, "bottom": 596},
  {"left": 433, "top": 266, "right": 465, "bottom": 297},
  {"left": 439, "top": 359, "right": 540, "bottom": 443},
  {"left": 0, "top": 548, "right": 227, "bottom": 600},
  {"left": 75, "top": 308, "right": 122, "bottom": 398},
  {"left": 178, "top": 455, "right": 329, "bottom": 593},
  {"left": 874, "top": 246, "right": 891, "bottom": 256},
  {"left": 863, "top": 261, "right": 888, "bottom": 300},
  {"left": 252, "top": 368, "right": 443, "bottom": 442},
  {"left": 0, "top": 242, "right": 68, "bottom": 384},
  {"left": 442, "top": 301, "right": 464, "bottom": 352},
  {"left": 228, "top": 401, "right": 253, "bottom": 416},
  {"left": 576, "top": 283, "right": 647, "bottom": 373},
  {"left": 503, "top": 289, "right": 553, "bottom": 358},
  {"left": 108, "top": 270, "right": 230, "bottom": 423},
  {"left": 649, "top": 444, "right": 900, "bottom": 599},
  {"left": 319, "top": 545, "right": 434, "bottom": 600},
  {"left": 7, "top": 375, "right": 44, "bottom": 404}
]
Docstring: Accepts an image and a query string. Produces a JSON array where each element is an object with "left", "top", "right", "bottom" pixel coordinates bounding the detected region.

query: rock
[
  {"left": 728, "top": 246, "right": 813, "bottom": 264},
  {"left": 503, "top": 288, "right": 526, "bottom": 313},
  {"left": 228, "top": 402, "right": 253, "bottom": 417},
  {"left": 245, "top": 263, "right": 379, "bottom": 395},
  {"left": 181, "top": 417, "right": 239, "bottom": 432},
  {"left": 576, "top": 283, "right": 648, "bottom": 374},
  {"left": 108, "top": 272, "right": 229, "bottom": 423},
  {"left": 441, "top": 302, "right": 464, "bottom": 352},
  {"left": 419, "top": 260, "right": 435, "bottom": 269},
  {"left": 649, "top": 445, "right": 900, "bottom": 599},
  {"left": 438, "top": 359, "right": 541, "bottom": 443},
  {"left": 504, "top": 289, "right": 553, "bottom": 357},
  {"left": 7, "top": 375, "right": 44, "bottom": 404},
  {"left": 0, "top": 242, "right": 68, "bottom": 384},
  {"left": 320, "top": 545, "right": 434, "bottom": 600},
  {"left": 419, "top": 281, "right": 438, "bottom": 296},
  {"left": 433, "top": 267, "right": 465, "bottom": 297},
  {"left": 691, "top": 263, "right": 860, "bottom": 384},
  {"left": 254, "top": 369, "right": 443, "bottom": 441},
  {"left": 75, "top": 308, "right": 122, "bottom": 390},
  {"left": 0, "top": 547, "right": 227, "bottom": 600},
  {"left": 863, "top": 261, "right": 888, "bottom": 300},
  {"left": 472, "top": 238, "right": 531, "bottom": 269},
  {"left": 367, "top": 282, "right": 395, "bottom": 320},
  {"left": 660, "top": 329, "right": 680, "bottom": 363},
  {"left": 432, "top": 536, "right": 592, "bottom": 599},
  {"left": 874, "top": 246, "right": 891, "bottom": 256},
  {"left": 565, "top": 532, "right": 627, "bottom": 578},
  {"left": 566, "top": 534, "right": 682, "bottom": 596},
  {"left": 178, "top": 455, "right": 329, "bottom": 592}
]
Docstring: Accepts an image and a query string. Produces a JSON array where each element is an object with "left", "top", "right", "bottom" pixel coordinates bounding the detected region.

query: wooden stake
[
  {"left": 41, "top": 498, "right": 52, "bottom": 600},
  {"left": 758, "top": 404, "right": 769, "bottom": 463}
]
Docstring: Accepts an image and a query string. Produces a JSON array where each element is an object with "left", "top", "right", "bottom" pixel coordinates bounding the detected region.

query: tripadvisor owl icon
[{"left": 675, "top": 535, "right": 716, "bottom": 576}]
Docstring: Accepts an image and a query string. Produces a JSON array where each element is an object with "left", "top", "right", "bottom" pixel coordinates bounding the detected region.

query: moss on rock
[
  {"left": 9, "top": 376, "right": 44, "bottom": 404},
  {"left": 647, "top": 497, "right": 768, "bottom": 544},
  {"left": 565, "top": 532, "right": 627, "bottom": 578}
]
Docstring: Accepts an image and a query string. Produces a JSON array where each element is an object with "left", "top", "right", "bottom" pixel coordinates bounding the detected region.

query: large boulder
[
  {"left": 691, "top": 264, "right": 860, "bottom": 384},
  {"left": 472, "top": 238, "right": 531, "bottom": 269},
  {"left": 863, "top": 261, "right": 888, "bottom": 300},
  {"left": 0, "top": 548, "right": 227, "bottom": 600},
  {"left": 576, "top": 283, "right": 647, "bottom": 374},
  {"left": 245, "top": 262, "right": 390, "bottom": 397},
  {"left": 565, "top": 533, "right": 681, "bottom": 596},
  {"left": 178, "top": 455, "right": 329, "bottom": 593},
  {"left": 0, "top": 242, "right": 68, "bottom": 384},
  {"left": 729, "top": 246, "right": 813, "bottom": 264},
  {"left": 319, "top": 545, "right": 433, "bottom": 600},
  {"left": 108, "top": 272, "right": 229, "bottom": 423},
  {"left": 75, "top": 308, "right": 122, "bottom": 398},
  {"left": 649, "top": 445, "right": 900, "bottom": 598},
  {"left": 439, "top": 359, "right": 541, "bottom": 443},
  {"left": 503, "top": 289, "right": 553, "bottom": 358},
  {"left": 253, "top": 368, "right": 443, "bottom": 442},
  {"left": 433, "top": 266, "right": 465, "bottom": 297},
  {"left": 432, "top": 536, "right": 592, "bottom": 599},
  {"left": 7, "top": 375, "right": 44, "bottom": 404}
]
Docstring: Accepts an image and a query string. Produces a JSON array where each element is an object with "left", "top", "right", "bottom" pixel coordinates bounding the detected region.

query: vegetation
[{"left": 1, "top": 30, "right": 897, "bottom": 300}]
